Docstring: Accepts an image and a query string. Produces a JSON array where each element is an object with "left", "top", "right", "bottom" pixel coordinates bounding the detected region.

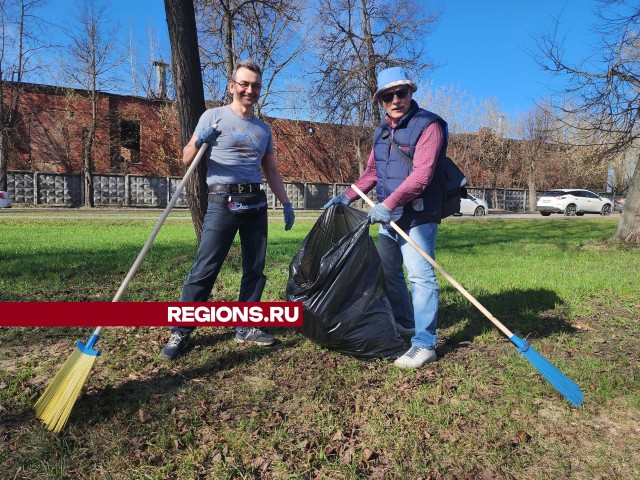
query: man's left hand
[
  {"left": 283, "top": 203, "right": 295, "bottom": 230},
  {"left": 368, "top": 203, "right": 391, "bottom": 224}
]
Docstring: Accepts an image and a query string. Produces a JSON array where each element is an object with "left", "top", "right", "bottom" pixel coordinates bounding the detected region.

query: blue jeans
[
  {"left": 377, "top": 223, "right": 439, "bottom": 349},
  {"left": 172, "top": 197, "right": 268, "bottom": 334}
]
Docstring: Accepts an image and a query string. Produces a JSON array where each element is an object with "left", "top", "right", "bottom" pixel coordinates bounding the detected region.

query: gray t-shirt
[{"left": 194, "top": 106, "right": 274, "bottom": 185}]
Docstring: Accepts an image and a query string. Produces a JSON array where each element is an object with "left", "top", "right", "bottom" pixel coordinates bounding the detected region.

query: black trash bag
[{"left": 286, "top": 204, "right": 406, "bottom": 360}]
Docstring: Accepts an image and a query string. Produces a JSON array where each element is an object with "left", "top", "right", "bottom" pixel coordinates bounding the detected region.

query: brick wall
[
  {"left": 7, "top": 83, "right": 183, "bottom": 177},
  {"left": 5, "top": 82, "right": 368, "bottom": 184}
]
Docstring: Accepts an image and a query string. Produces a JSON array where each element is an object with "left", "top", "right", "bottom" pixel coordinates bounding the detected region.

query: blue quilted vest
[{"left": 374, "top": 100, "right": 448, "bottom": 228}]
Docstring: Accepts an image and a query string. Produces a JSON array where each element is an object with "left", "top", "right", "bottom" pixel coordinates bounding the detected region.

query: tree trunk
[
  {"left": 222, "top": 0, "right": 235, "bottom": 82},
  {"left": 528, "top": 156, "right": 537, "bottom": 212},
  {"left": 353, "top": 135, "right": 363, "bottom": 177},
  {"left": 360, "top": 0, "right": 380, "bottom": 125},
  {"left": 164, "top": 0, "right": 207, "bottom": 240},
  {"left": 83, "top": 131, "right": 95, "bottom": 207},
  {"left": 491, "top": 177, "right": 499, "bottom": 209},
  {"left": 614, "top": 160, "right": 640, "bottom": 243},
  {"left": 0, "top": 131, "right": 8, "bottom": 191}
]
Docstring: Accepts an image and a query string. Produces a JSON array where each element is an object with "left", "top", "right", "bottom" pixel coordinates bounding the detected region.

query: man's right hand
[
  {"left": 195, "top": 127, "right": 221, "bottom": 148},
  {"left": 323, "top": 194, "right": 350, "bottom": 209}
]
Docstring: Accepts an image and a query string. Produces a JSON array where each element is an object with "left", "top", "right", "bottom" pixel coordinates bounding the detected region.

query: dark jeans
[{"left": 171, "top": 197, "right": 268, "bottom": 334}]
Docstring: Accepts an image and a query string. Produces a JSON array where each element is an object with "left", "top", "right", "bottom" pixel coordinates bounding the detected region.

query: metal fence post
[
  {"left": 303, "top": 182, "right": 308, "bottom": 210},
  {"left": 124, "top": 175, "right": 130, "bottom": 206},
  {"left": 33, "top": 172, "right": 38, "bottom": 205},
  {"left": 80, "top": 172, "right": 85, "bottom": 206}
]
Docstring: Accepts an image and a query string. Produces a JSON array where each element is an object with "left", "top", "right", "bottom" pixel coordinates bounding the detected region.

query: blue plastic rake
[{"left": 352, "top": 185, "right": 583, "bottom": 407}]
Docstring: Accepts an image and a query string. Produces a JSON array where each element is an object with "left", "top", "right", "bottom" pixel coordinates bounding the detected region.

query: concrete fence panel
[
  {"left": 94, "top": 175, "right": 126, "bottom": 206},
  {"left": 7, "top": 172, "right": 35, "bottom": 204},
  {"left": 37, "top": 173, "right": 82, "bottom": 206},
  {"left": 128, "top": 175, "right": 168, "bottom": 207},
  {"left": 7, "top": 170, "right": 593, "bottom": 213}
]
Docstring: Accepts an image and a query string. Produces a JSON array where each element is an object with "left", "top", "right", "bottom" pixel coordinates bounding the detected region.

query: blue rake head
[{"left": 510, "top": 335, "right": 583, "bottom": 407}]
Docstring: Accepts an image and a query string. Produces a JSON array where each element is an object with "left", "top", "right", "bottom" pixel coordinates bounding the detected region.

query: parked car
[
  {"left": 455, "top": 194, "right": 489, "bottom": 216},
  {"left": 536, "top": 189, "right": 612, "bottom": 216},
  {"left": 0, "top": 191, "right": 12, "bottom": 208},
  {"left": 614, "top": 194, "right": 626, "bottom": 213}
]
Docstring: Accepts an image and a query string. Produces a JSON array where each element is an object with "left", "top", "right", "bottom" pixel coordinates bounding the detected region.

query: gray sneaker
[
  {"left": 235, "top": 327, "right": 275, "bottom": 346},
  {"left": 160, "top": 331, "right": 190, "bottom": 360},
  {"left": 394, "top": 345, "right": 437, "bottom": 368}
]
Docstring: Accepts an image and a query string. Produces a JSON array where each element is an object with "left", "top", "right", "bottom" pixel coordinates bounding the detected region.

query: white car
[
  {"left": 455, "top": 194, "right": 488, "bottom": 216},
  {"left": 537, "top": 189, "right": 612, "bottom": 216},
  {"left": 0, "top": 191, "right": 11, "bottom": 208}
]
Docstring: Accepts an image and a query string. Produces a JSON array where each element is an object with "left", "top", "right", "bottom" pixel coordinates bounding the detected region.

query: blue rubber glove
[
  {"left": 283, "top": 202, "right": 295, "bottom": 231},
  {"left": 194, "top": 126, "right": 221, "bottom": 148},
  {"left": 368, "top": 203, "right": 391, "bottom": 224},
  {"left": 323, "top": 194, "right": 350, "bottom": 209}
]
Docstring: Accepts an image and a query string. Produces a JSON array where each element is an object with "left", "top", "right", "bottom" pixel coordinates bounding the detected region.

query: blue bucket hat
[{"left": 373, "top": 67, "right": 417, "bottom": 101}]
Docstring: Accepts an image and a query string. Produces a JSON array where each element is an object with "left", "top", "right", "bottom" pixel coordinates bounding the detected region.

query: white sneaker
[{"left": 394, "top": 346, "right": 437, "bottom": 368}]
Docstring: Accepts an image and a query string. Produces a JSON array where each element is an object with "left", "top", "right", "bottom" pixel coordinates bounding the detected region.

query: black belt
[{"left": 208, "top": 183, "right": 263, "bottom": 194}]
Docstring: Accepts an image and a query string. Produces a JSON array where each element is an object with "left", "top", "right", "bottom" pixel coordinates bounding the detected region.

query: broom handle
[
  {"left": 352, "top": 185, "right": 514, "bottom": 339},
  {"left": 112, "top": 126, "right": 217, "bottom": 303}
]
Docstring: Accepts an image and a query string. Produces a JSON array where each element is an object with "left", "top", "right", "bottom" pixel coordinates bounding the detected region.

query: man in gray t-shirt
[
  {"left": 161, "top": 61, "right": 295, "bottom": 360},
  {"left": 194, "top": 105, "right": 274, "bottom": 186}
]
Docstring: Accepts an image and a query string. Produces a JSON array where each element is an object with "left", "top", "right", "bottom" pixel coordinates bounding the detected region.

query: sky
[
  {"left": 34, "top": 0, "right": 602, "bottom": 120},
  {"left": 426, "top": 0, "right": 600, "bottom": 117}
]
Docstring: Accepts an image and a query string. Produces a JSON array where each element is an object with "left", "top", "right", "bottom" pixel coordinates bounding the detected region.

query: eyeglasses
[
  {"left": 232, "top": 79, "right": 262, "bottom": 90},
  {"left": 380, "top": 88, "right": 409, "bottom": 103}
]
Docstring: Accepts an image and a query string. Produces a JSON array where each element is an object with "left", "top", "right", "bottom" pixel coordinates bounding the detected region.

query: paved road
[{"left": 0, "top": 207, "right": 621, "bottom": 221}]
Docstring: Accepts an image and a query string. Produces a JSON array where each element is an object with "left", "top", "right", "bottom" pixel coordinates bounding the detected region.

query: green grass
[{"left": 1, "top": 214, "right": 639, "bottom": 479}]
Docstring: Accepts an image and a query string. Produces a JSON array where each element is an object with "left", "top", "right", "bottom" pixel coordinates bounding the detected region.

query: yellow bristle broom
[
  {"left": 34, "top": 328, "right": 102, "bottom": 432},
  {"left": 34, "top": 126, "right": 217, "bottom": 432}
]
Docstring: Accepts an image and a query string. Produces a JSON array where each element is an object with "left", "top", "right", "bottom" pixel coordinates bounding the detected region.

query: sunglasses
[
  {"left": 232, "top": 79, "right": 262, "bottom": 90},
  {"left": 380, "top": 88, "right": 409, "bottom": 103}
]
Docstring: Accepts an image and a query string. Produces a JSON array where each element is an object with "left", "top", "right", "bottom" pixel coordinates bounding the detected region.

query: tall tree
[
  {"left": 0, "top": 0, "right": 48, "bottom": 191},
  {"left": 519, "top": 103, "right": 555, "bottom": 211},
  {"left": 417, "top": 84, "right": 507, "bottom": 184},
  {"left": 472, "top": 99, "right": 511, "bottom": 207},
  {"left": 63, "top": 0, "right": 121, "bottom": 207},
  {"left": 310, "top": 0, "right": 439, "bottom": 172},
  {"left": 195, "top": 0, "right": 306, "bottom": 116},
  {"left": 164, "top": 0, "right": 207, "bottom": 239},
  {"left": 476, "top": 126, "right": 508, "bottom": 208},
  {"left": 126, "top": 19, "right": 173, "bottom": 99},
  {"left": 536, "top": 0, "right": 640, "bottom": 243}
]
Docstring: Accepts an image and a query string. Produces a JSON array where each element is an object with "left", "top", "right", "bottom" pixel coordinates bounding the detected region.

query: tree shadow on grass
[{"left": 436, "top": 286, "right": 578, "bottom": 358}]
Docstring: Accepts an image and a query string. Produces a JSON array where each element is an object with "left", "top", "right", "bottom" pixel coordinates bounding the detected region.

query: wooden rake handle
[
  {"left": 111, "top": 125, "right": 219, "bottom": 305},
  {"left": 351, "top": 184, "right": 514, "bottom": 339},
  {"left": 88, "top": 139, "right": 214, "bottom": 340}
]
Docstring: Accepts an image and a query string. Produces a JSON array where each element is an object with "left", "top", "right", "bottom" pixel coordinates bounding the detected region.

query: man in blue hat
[{"left": 325, "top": 66, "right": 448, "bottom": 368}]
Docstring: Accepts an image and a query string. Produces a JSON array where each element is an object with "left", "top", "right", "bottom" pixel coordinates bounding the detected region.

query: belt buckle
[{"left": 238, "top": 184, "right": 246, "bottom": 193}]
